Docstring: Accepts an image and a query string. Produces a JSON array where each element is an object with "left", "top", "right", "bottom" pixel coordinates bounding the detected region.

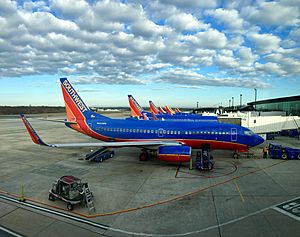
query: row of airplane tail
[
  {"left": 128, "top": 95, "right": 218, "bottom": 121},
  {"left": 21, "top": 78, "right": 264, "bottom": 165}
]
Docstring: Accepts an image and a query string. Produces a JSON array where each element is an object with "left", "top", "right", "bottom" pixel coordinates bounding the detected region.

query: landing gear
[
  {"left": 139, "top": 150, "right": 149, "bottom": 161},
  {"left": 195, "top": 147, "right": 214, "bottom": 170},
  {"left": 233, "top": 152, "right": 239, "bottom": 159}
]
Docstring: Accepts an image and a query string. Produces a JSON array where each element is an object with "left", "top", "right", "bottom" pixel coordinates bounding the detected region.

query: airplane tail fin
[
  {"left": 165, "top": 105, "right": 175, "bottom": 115},
  {"left": 159, "top": 107, "right": 166, "bottom": 114},
  {"left": 149, "top": 101, "right": 159, "bottom": 115},
  {"left": 60, "top": 78, "right": 109, "bottom": 122},
  {"left": 128, "top": 95, "right": 144, "bottom": 117}
]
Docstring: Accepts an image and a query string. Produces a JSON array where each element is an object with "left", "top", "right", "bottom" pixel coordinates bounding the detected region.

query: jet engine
[{"left": 158, "top": 145, "right": 191, "bottom": 162}]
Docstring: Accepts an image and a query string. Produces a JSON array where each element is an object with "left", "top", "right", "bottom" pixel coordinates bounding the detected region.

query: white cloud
[
  {"left": 50, "top": 0, "right": 89, "bottom": 18},
  {"left": 154, "top": 68, "right": 269, "bottom": 88},
  {"left": 255, "top": 62, "right": 286, "bottom": 76},
  {"left": 241, "top": 1, "right": 299, "bottom": 27},
  {"left": 0, "top": 0, "right": 298, "bottom": 89},
  {"left": 167, "top": 13, "right": 208, "bottom": 31},
  {"left": 184, "top": 28, "right": 227, "bottom": 49},
  {"left": 248, "top": 33, "right": 281, "bottom": 54},
  {"left": 206, "top": 8, "right": 244, "bottom": 31},
  {"left": 237, "top": 47, "right": 258, "bottom": 66}
]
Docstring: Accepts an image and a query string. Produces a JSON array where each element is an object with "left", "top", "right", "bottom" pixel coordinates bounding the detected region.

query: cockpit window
[{"left": 244, "top": 130, "right": 253, "bottom": 135}]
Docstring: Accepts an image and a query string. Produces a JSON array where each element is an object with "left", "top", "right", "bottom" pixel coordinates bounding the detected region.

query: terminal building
[{"left": 248, "top": 95, "right": 300, "bottom": 116}]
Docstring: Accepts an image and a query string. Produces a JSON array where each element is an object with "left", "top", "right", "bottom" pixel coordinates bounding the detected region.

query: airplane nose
[{"left": 255, "top": 135, "right": 265, "bottom": 146}]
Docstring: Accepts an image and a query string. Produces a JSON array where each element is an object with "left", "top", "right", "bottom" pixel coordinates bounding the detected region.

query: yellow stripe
[{"left": 234, "top": 179, "right": 245, "bottom": 202}]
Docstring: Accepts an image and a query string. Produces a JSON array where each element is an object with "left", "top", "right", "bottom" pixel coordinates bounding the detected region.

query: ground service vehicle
[
  {"left": 268, "top": 143, "right": 300, "bottom": 160},
  {"left": 48, "top": 176, "right": 94, "bottom": 211},
  {"left": 85, "top": 148, "right": 115, "bottom": 162},
  {"left": 195, "top": 150, "right": 214, "bottom": 170}
]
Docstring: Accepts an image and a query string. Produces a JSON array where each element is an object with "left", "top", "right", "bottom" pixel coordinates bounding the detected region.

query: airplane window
[
  {"left": 163, "top": 130, "right": 166, "bottom": 134},
  {"left": 211, "top": 132, "right": 214, "bottom": 135},
  {"left": 189, "top": 131, "right": 192, "bottom": 135},
  {"left": 196, "top": 131, "right": 199, "bottom": 134},
  {"left": 222, "top": 132, "right": 225, "bottom": 134},
  {"left": 126, "top": 129, "right": 129, "bottom": 132},
  {"left": 129, "top": 129, "right": 132, "bottom": 132},
  {"left": 226, "top": 132, "right": 229, "bottom": 134},
  {"left": 185, "top": 131, "right": 188, "bottom": 135},
  {"left": 147, "top": 130, "right": 150, "bottom": 133},
  {"left": 166, "top": 130, "right": 169, "bottom": 134},
  {"left": 208, "top": 132, "right": 211, "bottom": 134},
  {"left": 178, "top": 131, "right": 181, "bottom": 135},
  {"left": 144, "top": 130, "right": 147, "bottom": 133},
  {"left": 200, "top": 131, "right": 203, "bottom": 134},
  {"left": 170, "top": 131, "right": 173, "bottom": 134},
  {"left": 151, "top": 130, "right": 154, "bottom": 133},
  {"left": 244, "top": 131, "right": 253, "bottom": 135},
  {"left": 155, "top": 130, "right": 158, "bottom": 133}
]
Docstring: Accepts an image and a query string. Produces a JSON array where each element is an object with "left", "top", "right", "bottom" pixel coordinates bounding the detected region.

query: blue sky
[{"left": 0, "top": 0, "right": 299, "bottom": 108}]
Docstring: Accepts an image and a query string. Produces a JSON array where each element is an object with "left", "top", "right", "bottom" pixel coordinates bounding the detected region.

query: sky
[{"left": 0, "top": 0, "right": 299, "bottom": 108}]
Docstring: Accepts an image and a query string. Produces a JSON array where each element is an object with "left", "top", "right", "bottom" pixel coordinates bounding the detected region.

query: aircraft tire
[
  {"left": 67, "top": 203, "right": 73, "bottom": 211},
  {"left": 139, "top": 152, "right": 148, "bottom": 161},
  {"left": 233, "top": 153, "right": 239, "bottom": 159},
  {"left": 281, "top": 153, "right": 288, "bottom": 160},
  {"left": 297, "top": 154, "right": 300, "bottom": 160},
  {"left": 48, "top": 193, "right": 55, "bottom": 201}
]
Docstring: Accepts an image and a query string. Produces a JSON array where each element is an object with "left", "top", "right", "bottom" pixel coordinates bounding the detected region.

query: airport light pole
[
  {"left": 254, "top": 88, "right": 257, "bottom": 109},
  {"left": 240, "top": 94, "right": 242, "bottom": 107},
  {"left": 232, "top": 97, "right": 234, "bottom": 109},
  {"left": 229, "top": 99, "right": 231, "bottom": 108},
  {"left": 197, "top": 101, "right": 199, "bottom": 108}
]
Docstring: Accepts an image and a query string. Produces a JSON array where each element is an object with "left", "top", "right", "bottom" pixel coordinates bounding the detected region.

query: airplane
[
  {"left": 21, "top": 77, "right": 264, "bottom": 165},
  {"left": 129, "top": 95, "right": 218, "bottom": 121}
]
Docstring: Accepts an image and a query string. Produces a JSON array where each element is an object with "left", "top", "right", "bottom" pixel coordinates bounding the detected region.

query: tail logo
[{"left": 62, "top": 79, "right": 88, "bottom": 113}]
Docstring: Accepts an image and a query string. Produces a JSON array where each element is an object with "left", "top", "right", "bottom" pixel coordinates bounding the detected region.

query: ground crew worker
[{"left": 263, "top": 146, "right": 268, "bottom": 158}]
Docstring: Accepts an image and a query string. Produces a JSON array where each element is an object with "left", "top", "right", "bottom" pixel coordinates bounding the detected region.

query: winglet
[{"left": 20, "top": 114, "right": 48, "bottom": 146}]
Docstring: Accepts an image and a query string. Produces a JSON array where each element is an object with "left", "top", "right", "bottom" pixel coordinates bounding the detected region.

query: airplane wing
[{"left": 20, "top": 114, "right": 182, "bottom": 148}]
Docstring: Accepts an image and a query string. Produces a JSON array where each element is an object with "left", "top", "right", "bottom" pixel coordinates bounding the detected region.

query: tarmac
[{"left": 0, "top": 114, "right": 300, "bottom": 237}]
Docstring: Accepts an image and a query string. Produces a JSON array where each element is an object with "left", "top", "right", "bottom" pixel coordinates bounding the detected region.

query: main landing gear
[
  {"left": 233, "top": 152, "right": 239, "bottom": 159},
  {"left": 139, "top": 149, "right": 149, "bottom": 161}
]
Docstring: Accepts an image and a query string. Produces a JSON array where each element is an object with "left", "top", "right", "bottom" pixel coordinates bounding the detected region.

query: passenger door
[
  {"left": 231, "top": 128, "right": 237, "bottom": 142},
  {"left": 158, "top": 128, "right": 164, "bottom": 138}
]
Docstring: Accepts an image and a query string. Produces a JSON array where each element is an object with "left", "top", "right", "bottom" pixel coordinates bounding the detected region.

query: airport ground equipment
[
  {"left": 195, "top": 149, "right": 214, "bottom": 170},
  {"left": 85, "top": 148, "right": 114, "bottom": 162},
  {"left": 48, "top": 176, "right": 95, "bottom": 211},
  {"left": 268, "top": 143, "right": 300, "bottom": 160}
]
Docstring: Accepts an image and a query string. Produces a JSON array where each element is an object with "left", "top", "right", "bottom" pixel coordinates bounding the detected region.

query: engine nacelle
[{"left": 158, "top": 145, "right": 191, "bottom": 162}]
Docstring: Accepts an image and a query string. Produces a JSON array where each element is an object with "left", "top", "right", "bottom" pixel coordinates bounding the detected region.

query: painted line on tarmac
[
  {"left": 1, "top": 190, "right": 298, "bottom": 236},
  {"left": 233, "top": 179, "right": 245, "bottom": 202},
  {"left": 0, "top": 195, "right": 109, "bottom": 231},
  {"left": 0, "top": 160, "right": 287, "bottom": 219},
  {"left": 106, "top": 196, "right": 300, "bottom": 237},
  {"left": 0, "top": 226, "right": 23, "bottom": 237}
]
